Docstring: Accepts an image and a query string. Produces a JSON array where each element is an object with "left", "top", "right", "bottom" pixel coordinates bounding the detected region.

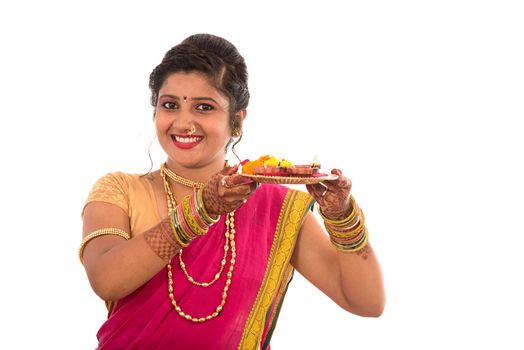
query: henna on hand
[
  {"left": 143, "top": 217, "right": 182, "bottom": 261},
  {"left": 202, "top": 165, "right": 258, "bottom": 216},
  {"left": 306, "top": 168, "right": 352, "bottom": 220}
]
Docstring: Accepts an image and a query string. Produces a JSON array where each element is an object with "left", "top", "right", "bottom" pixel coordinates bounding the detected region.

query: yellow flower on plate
[
  {"left": 264, "top": 157, "right": 280, "bottom": 167},
  {"left": 280, "top": 159, "right": 293, "bottom": 167}
]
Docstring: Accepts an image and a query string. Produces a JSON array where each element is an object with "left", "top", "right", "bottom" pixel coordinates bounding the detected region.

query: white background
[{"left": 1, "top": 0, "right": 523, "bottom": 349}]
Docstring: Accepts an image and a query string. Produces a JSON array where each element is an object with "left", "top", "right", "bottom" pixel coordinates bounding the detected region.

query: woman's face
[{"left": 155, "top": 71, "right": 238, "bottom": 172}]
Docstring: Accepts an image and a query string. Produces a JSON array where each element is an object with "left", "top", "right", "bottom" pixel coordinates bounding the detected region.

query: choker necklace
[
  {"left": 160, "top": 164, "right": 236, "bottom": 322},
  {"left": 162, "top": 162, "right": 205, "bottom": 190}
]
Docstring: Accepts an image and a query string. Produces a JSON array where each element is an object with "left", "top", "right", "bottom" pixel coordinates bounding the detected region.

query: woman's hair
[{"left": 149, "top": 33, "right": 250, "bottom": 131}]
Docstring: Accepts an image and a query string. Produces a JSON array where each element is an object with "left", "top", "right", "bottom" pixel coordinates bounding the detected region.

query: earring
[{"left": 232, "top": 128, "right": 242, "bottom": 138}]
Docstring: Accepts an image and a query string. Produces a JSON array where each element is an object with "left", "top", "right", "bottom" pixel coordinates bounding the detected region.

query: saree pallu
[{"left": 84, "top": 172, "right": 314, "bottom": 350}]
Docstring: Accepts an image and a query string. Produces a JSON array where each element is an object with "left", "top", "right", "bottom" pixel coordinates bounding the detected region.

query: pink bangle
[
  {"left": 177, "top": 204, "right": 197, "bottom": 240},
  {"left": 330, "top": 228, "right": 365, "bottom": 245}
]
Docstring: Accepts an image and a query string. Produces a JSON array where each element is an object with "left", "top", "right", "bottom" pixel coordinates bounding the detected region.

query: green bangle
[
  {"left": 330, "top": 227, "right": 369, "bottom": 252},
  {"left": 318, "top": 195, "right": 359, "bottom": 226},
  {"left": 195, "top": 187, "right": 220, "bottom": 225}
]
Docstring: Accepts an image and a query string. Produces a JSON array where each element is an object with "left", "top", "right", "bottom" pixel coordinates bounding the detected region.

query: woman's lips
[{"left": 171, "top": 135, "right": 203, "bottom": 149}]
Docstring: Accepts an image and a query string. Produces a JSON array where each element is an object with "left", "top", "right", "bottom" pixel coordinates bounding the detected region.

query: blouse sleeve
[{"left": 82, "top": 172, "right": 129, "bottom": 216}]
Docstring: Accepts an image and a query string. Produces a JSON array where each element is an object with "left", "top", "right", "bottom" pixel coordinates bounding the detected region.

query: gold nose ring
[{"left": 187, "top": 125, "right": 196, "bottom": 135}]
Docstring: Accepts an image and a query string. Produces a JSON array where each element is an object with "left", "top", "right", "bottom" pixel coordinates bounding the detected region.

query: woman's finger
[
  {"left": 306, "top": 183, "right": 329, "bottom": 200},
  {"left": 320, "top": 169, "right": 351, "bottom": 190}
]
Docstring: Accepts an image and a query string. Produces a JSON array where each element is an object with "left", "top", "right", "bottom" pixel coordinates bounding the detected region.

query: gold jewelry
[
  {"left": 79, "top": 228, "right": 130, "bottom": 263},
  {"left": 195, "top": 186, "right": 220, "bottom": 224},
  {"left": 160, "top": 167, "right": 176, "bottom": 214},
  {"left": 161, "top": 163, "right": 205, "bottom": 191},
  {"left": 163, "top": 181, "right": 228, "bottom": 283},
  {"left": 168, "top": 212, "right": 236, "bottom": 322},
  {"left": 178, "top": 212, "right": 232, "bottom": 287},
  {"left": 318, "top": 195, "right": 370, "bottom": 252},
  {"left": 318, "top": 196, "right": 359, "bottom": 227},
  {"left": 160, "top": 165, "right": 236, "bottom": 322},
  {"left": 181, "top": 195, "right": 207, "bottom": 236},
  {"left": 187, "top": 124, "right": 196, "bottom": 135},
  {"left": 326, "top": 209, "right": 365, "bottom": 239},
  {"left": 169, "top": 209, "right": 191, "bottom": 247},
  {"left": 220, "top": 177, "right": 230, "bottom": 188},
  {"left": 330, "top": 227, "right": 369, "bottom": 252},
  {"left": 231, "top": 128, "right": 242, "bottom": 138}
]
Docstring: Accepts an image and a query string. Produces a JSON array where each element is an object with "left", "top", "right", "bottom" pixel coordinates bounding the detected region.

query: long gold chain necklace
[
  {"left": 161, "top": 163, "right": 228, "bottom": 286},
  {"left": 160, "top": 163, "right": 237, "bottom": 322}
]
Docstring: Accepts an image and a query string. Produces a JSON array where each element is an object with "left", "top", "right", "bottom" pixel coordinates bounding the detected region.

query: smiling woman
[
  {"left": 154, "top": 72, "right": 243, "bottom": 174},
  {"left": 79, "top": 33, "right": 385, "bottom": 349}
]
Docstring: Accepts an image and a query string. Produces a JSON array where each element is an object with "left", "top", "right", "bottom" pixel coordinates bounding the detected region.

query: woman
[{"left": 80, "top": 33, "right": 385, "bottom": 349}]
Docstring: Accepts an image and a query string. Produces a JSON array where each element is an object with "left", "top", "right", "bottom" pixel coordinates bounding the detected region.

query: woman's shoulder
[
  {"left": 83, "top": 171, "right": 154, "bottom": 215},
  {"left": 90, "top": 171, "right": 151, "bottom": 188},
  {"left": 85, "top": 171, "right": 153, "bottom": 203}
]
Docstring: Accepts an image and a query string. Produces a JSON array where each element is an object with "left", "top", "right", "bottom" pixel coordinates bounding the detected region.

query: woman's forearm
[
  {"left": 84, "top": 217, "right": 179, "bottom": 301},
  {"left": 336, "top": 243, "right": 385, "bottom": 317}
]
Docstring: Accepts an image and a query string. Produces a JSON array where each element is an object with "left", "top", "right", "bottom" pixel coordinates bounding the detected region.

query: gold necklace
[
  {"left": 160, "top": 164, "right": 229, "bottom": 286},
  {"left": 162, "top": 162, "right": 205, "bottom": 190},
  {"left": 160, "top": 165, "right": 236, "bottom": 322},
  {"left": 168, "top": 212, "right": 236, "bottom": 323}
]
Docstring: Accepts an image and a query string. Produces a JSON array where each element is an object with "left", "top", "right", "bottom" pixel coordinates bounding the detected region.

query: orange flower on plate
[{"left": 241, "top": 155, "right": 271, "bottom": 175}]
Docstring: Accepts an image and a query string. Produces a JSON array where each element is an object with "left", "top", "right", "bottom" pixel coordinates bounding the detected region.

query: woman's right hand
[{"left": 202, "top": 165, "right": 258, "bottom": 216}]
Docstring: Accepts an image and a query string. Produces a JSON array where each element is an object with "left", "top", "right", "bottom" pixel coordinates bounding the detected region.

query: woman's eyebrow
[
  {"left": 158, "top": 94, "right": 219, "bottom": 105},
  {"left": 158, "top": 94, "right": 180, "bottom": 100},
  {"left": 189, "top": 97, "right": 219, "bottom": 104}
]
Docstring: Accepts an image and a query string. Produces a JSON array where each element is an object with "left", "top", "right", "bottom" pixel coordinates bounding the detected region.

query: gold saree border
[{"left": 238, "top": 190, "right": 314, "bottom": 350}]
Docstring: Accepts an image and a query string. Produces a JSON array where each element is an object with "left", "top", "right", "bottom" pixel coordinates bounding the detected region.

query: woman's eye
[
  {"left": 196, "top": 104, "right": 213, "bottom": 111},
  {"left": 162, "top": 101, "right": 178, "bottom": 109}
]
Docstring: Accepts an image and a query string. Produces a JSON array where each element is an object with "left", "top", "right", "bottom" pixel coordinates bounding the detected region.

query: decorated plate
[{"left": 240, "top": 173, "right": 339, "bottom": 185}]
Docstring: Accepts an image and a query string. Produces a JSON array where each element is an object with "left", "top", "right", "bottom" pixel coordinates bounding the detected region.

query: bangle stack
[
  {"left": 195, "top": 186, "right": 220, "bottom": 225},
  {"left": 319, "top": 196, "right": 369, "bottom": 252},
  {"left": 168, "top": 187, "right": 221, "bottom": 246}
]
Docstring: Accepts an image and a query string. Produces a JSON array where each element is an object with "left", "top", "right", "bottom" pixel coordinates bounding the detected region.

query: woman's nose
[{"left": 171, "top": 108, "right": 195, "bottom": 132}]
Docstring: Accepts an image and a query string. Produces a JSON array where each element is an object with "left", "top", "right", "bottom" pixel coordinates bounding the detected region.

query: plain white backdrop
[{"left": 1, "top": 0, "right": 523, "bottom": 348}]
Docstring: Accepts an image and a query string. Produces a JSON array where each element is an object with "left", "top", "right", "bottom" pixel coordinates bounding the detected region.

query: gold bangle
[
  {"left": 326, "top": 209, "right": 366, "bottom": 238},
  {"left": 171, "top": 209, "right": 191, "bottom": 247},
  {"left": 169, "top": 210, "right": 188, "bottom": 247},
  {"left": 331, "top": 227, "right": 369, "bottom": 253},
  {"left": 318, "top": 196, "right": 359, "bottom": 226},
  {"left": 79, "top": 228, "right": 131, "bottom": 263},
  {"left": 196, "top": 187, "right": 220, "bottom": 225},
  {"left": 182, "top": 195, "right": 207, "bottom": 236}
]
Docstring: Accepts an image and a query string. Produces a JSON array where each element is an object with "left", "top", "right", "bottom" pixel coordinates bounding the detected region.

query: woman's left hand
[{"left": 306, "top": 169, "right": 353, "bottom": 220}]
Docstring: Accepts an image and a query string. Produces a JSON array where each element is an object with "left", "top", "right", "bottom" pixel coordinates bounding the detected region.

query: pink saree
[{"left": 87, "top": 173, "right": 314, "bottom": 350}]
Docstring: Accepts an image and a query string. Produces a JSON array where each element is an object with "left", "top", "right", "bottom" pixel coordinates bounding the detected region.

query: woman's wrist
[
  {"left": 196, "top": 186, "right": 221, "bottom": 224},
  {"left": 144, "top": 218, "right": 184, "bottom": 261},
  {"left": 319, "top": 196, "right": 369, "bottom": 253}
]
